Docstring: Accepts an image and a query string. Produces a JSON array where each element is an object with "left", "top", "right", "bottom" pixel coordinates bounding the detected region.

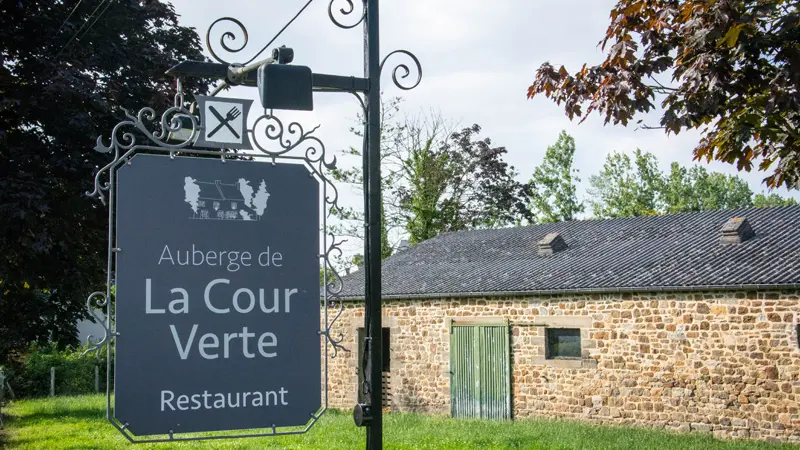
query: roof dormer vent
[
  {"left": 538, "top": 232, "right": 567, "bottom": 256},
  {"left": 720, "top": 217, "right": 755, "bottom": 245}
]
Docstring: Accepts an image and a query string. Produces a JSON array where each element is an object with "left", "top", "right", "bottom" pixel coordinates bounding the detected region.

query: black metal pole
[{"left": 364, "top": 0, "right": 382, "bottom": 449}]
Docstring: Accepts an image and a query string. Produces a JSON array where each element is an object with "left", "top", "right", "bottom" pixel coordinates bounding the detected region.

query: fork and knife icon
[{"left": 207, "top": 105, "right": 242, "bottom": 139}]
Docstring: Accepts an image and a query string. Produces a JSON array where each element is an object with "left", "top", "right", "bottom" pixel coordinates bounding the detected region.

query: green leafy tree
[
  {"left": 397, "top": 123, "right": 534, "bottom": 240},
  {"left": 528, "top": 131, "right": 584, "bottom": 223},
  {"left": 661, "top": 163, "right": 754, "bottom": 213},
  {"left": 589, "top": 151, "right": 796, "bottom": 219},
  {"left": 400, "top": 125, "right": 452, "bottom": 243},
  {"left": 588, "top": 149, "right": 663, "bottom": 218},
  {"left": 753, "top": 193, "right": 799, "bottom": 208},
  {"left": 527, "top": 0, "right": 800, "bottom": 189},
  {"left": 0, "top": 0, "right": 207, "bottom": 363},
  {"left": 333, "top": 102, "right": 534, "bottom": 256}
]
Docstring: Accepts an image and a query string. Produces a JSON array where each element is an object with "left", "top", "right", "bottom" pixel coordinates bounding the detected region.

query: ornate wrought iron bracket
[
  {"left": 167, "top": 60, "right": 370, "bottom": 93},
  {"left": 84, "top": 74, "right": 349, "bottom": 445},
  {"left": 83, "top": 0, "right": 421, "bottom": 444}
]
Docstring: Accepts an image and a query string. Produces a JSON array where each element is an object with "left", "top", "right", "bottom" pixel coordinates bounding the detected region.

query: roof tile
[{"left": 338, "top": 206, "right": 800, "bottom": 299}]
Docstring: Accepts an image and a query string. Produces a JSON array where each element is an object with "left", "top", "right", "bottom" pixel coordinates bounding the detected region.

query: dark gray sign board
[{"left": 114, "top": 154, "right": 320, "bottom": 436}]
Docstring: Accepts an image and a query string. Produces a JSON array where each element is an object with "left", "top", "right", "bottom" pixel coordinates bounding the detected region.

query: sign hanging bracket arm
[{"left": 166, "top": 63, "right": 370, "bottom": 93}]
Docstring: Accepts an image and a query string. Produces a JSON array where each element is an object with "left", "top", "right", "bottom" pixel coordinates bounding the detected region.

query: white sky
[{"left": 167, "top": 0, "right": 799, "bottom": 252}]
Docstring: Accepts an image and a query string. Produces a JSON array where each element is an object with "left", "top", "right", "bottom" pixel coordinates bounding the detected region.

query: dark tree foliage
[
  {"left": 0, "top": 0, "right": 207, "bottom": 363},
  {"left": 426, "top": 124, "right": 534, "bottom": 234},
  {"left": 528, "top": 0, "right": 800, "bottom": 189},
  {"left": 332, "top": 101, "right": 533, "bottom": 258}
]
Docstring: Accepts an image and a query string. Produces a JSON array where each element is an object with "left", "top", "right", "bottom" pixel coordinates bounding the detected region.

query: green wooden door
[{"left": 450, "top": 323, "right": 511, "bottom": 419}]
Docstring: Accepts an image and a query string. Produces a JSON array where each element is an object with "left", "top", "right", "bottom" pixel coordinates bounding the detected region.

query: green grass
[{"left": 1, "top": 395, "right": 798, "bottom": 449}]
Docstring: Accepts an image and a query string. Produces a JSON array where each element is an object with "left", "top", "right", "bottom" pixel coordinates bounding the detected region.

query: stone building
[{"left": 328, "top": 206, "right": 800, "bottom": 442}]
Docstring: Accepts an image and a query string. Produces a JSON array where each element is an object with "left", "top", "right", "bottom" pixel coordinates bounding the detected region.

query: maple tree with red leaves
[{"left": 528, "top": 0, "right": 800, "bottom": 190}]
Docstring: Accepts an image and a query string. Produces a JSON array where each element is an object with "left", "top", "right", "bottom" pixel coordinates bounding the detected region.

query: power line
[
  {"left": 51, "top": 0, "right": 85, "bottom": 44},
  {"left": 54, "top": 0, "right": 113, "bottom": 59},
  {"left": 75, "top": 0, "right": 114, "bottom": 44},
  {"left": 58, "top": 0, "right": 113, "bottom": 56}
]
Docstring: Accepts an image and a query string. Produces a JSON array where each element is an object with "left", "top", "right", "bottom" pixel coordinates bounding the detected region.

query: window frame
[{"left": 544, "top": 327, "right": 582, "bottom": 360}]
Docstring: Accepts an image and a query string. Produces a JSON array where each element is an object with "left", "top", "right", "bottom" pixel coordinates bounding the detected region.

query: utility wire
[
  {"left": 50, "top": 0, "right": 85, "bottom": 44},
  {"left": 54, "top": 0, "right": 113, "bottom": 59},
  {"left": 243, "top": 0, "right": 314, "bottom": 65},
  {"left": 76, "top": 0, "right": 115, "bottom": 43}
]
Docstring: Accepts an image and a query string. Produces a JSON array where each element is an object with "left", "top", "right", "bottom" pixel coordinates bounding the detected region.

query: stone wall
[{"left": 325, "top": 289, "right": 800, "bottom": 442}]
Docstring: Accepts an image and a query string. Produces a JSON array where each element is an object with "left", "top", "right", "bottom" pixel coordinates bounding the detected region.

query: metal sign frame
[
  {"left": 84, "top": 1, "right": 421, "bottom": 446},
  {"left": 83, "top": 82, "right": 349, "bottom": 443}
]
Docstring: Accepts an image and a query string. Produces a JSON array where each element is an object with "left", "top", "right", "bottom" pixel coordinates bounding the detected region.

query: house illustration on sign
[{"left": 184, "top": 176, "right": 269, "bottom": 221}]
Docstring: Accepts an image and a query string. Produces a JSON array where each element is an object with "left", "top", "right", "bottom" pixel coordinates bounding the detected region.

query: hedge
[{"left": 3, "top": 344, "right": 112, "bottom": 398}]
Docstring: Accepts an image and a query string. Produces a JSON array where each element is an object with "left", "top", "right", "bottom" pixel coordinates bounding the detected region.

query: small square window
[{"left": 546, "top": 328, "right": 581, "bottom": 359}]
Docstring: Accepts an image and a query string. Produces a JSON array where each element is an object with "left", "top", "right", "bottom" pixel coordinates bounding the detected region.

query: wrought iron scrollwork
[
  {"left": 322, "top": 233, "right": 349, "bottom": 357},
  {"left": 248, "top": 113, "right": 341, "bottom": 209},
  {"left": 86, "top": 95, "right": 348, "bottom": 440},
  {"left": 206, "top": 17, "right": 249, "bottom": 65},
  {"left": 81, "top": 292, "right": 117, "bottom": 359},
  {"left": 250, "top": 114, "right": 318, "bottom": 155},
  {"left": 207, "top": 0, "right": 319, "bottom": 68},
  {"left": 82, "top": 0, "right": 421, "bottom": 435},
  {"left": 246, "top": 110, "right": 348, "bottom": 358},
  {"left": 87, "top": 104, "right": 198, "bottom": 205},
  {"left": 380, "top": 49, "right": 423, "bottom": 91},
  {"left": 206, "top": 1, "right": 369, "bottom": 66},
  {"left": 328, "top": 0, "right": 366, "bottom": 29}
]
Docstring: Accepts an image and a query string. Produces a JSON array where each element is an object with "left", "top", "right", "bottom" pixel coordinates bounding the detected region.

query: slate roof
[{"left": 338, "top": 206, "right": 800, "bottom": 299}]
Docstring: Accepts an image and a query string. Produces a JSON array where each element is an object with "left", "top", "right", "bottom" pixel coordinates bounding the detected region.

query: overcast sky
[{"left": 167, "top": 0, "right": 799, "bottom": 246}]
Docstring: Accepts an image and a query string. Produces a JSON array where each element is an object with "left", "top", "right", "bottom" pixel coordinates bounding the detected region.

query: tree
[
  {"left": 0, "top": 1, "right": 207, "bottom": 363},
  {"left": 661, "top": 163, "right": 753, "bottom": 213},
  {"left": 395, "top": 117, "right": 452, "bottom": 243},
  {"left": 331, "top": 97, "right": 406, "bottom": 260},
  {"left": 528, "top": 131, "right": 584, "bottom": 223},
  {"left": 332, "top": 101, "right": 534, "bottom": 255},
  {"left": 753, "top": 192, "right": 799, "bottom": 208},
  {"left": 588, "top": 149, "right": 663, "bottom": 218},
  {"left": 588, "top": 150, "right": 796, "bottom": 218},
  {"left": 527, "top": 1, "right": 800, "bottom": 189},
  {"left": 399, "top": 123, "right": 534, "bottom": 241}
]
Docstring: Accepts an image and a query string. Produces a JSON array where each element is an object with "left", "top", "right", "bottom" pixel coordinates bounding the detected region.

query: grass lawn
[{"left": 1, "top": 395, "right": 798, "bottom": 450}]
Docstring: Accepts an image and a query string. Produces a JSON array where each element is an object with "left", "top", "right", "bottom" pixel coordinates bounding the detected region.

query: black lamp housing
[{"left": 257, "top": 63, "right": 313, "bottom": 111}]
